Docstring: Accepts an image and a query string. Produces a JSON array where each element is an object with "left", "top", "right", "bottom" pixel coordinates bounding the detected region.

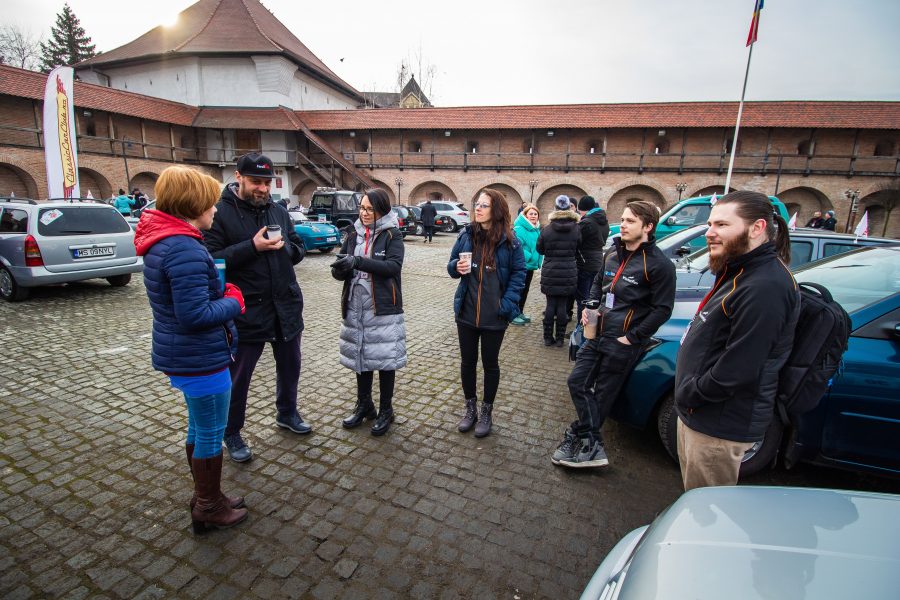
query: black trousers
[
  {"left": 356, "top": 370, "right": 395, "bottom": 411},
  {"left": 518, "top": 269, "right": 535, "bottom": 313},
  {"left": 543, "top": 294, "right": 569, "bottom": 330},
  {"left": 424, "top": 225, "right": 435, "bottom": 242},
  {"left": 575, "top": 269, "right": 597, "bottom": 322},
  {"left": 227, "top": 336, "right": 302, "bottom": 436},
  {"left": 457, "top": 323, "right": 506, "bottom": 405},
  {"left": 566, "top": 335, "right": 643, "bottom": 442}
]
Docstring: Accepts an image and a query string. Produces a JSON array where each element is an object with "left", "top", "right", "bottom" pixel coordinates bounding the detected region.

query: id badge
[{"left": 605, "top": 293, "right": 615, "bottom": 309}]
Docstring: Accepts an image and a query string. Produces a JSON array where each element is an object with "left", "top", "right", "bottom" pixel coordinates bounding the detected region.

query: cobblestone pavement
[{"left": 2, "top": 231, "right": 899, "bottom": 599}]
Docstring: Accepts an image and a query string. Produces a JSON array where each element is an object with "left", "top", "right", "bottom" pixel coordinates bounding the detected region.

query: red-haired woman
[{"left": 447, "top": 188, "right": 526, "bottom": 438}]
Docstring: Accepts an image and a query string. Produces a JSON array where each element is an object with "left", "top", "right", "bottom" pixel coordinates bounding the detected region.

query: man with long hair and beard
[
  {"left": 447, "top": 188, "right": 526, "bottom": 438},
  {"left": 675, "top": 191, "right": 800, "bottom": 490}
]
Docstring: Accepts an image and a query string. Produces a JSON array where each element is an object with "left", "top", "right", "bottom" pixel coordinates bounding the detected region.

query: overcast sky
[{"left": 7, "top": 0, "right": 900, "bottom": 106}]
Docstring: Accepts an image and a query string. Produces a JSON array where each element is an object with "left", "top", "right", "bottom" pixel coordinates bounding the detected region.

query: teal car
[
  {"left": 609, "top": 195, "right": 790, "bottom": 250},
  {"left": 609, "top": 245, "right": 900, "bottom": 478},
  {"left": 288, "top": 211, "right": 341, "bottom": 253}
]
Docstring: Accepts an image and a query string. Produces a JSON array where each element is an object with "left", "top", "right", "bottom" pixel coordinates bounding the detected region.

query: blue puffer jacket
[
  {"left": 135, "top": 210, "right": 241, "bottom": 375},
  {"left": 447, "top": 224, "right": 526, "bottom": 322}
]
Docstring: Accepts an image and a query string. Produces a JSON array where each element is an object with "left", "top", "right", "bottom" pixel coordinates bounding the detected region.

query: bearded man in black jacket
[
  {"left": 553, "top": 201, "right": 675, "bottom": 469},
  {"left": 204, "top": 153, "right": 311, "bottom": 463},
  {"left": 675, "top": 191, "right": 799, "bottom": 490}
]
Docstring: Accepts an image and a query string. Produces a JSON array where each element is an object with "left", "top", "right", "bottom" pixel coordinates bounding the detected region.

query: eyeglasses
[
  {"left": 359, "top": 206, "right": 375, "bottom": 214},
  {"left": 474, "top": 202, "right": 491, "bottom": 209}
]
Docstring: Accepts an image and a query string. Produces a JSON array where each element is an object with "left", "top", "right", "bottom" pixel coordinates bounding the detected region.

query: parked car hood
[{"left": 614, "top": 486, "right": 900, "bottom": 600}]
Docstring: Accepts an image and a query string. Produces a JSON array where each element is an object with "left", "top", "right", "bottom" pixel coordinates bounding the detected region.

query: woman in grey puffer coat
[{"left": 330, "top": 189, "right": 406, "bottom": 436}]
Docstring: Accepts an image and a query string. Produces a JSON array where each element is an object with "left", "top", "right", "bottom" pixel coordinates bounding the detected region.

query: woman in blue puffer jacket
[
  {"left": 447, "top": 188, "right": 526, "bottom": 438},
  {"left": 134, "top": 166, "right": 248, "bottom": 534}
]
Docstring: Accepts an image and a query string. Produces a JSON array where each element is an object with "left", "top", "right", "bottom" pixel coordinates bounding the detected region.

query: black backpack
[{"left": 776, "top": 282, "right": 851, "bottom": 425}]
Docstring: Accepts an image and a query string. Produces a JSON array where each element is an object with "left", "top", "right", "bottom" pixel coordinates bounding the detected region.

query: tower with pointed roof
[{"left": 75, "top": 0, "right": 364, "bottom": 111}]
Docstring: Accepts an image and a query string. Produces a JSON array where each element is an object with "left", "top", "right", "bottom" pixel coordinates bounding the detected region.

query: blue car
[
  {"left": 289, "top": 211, "right": 341, "bottom": 253},
  {"left": 610, "top": 244, "right": 900, "bottom": 477}
]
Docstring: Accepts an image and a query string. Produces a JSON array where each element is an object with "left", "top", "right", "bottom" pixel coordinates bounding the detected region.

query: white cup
[
  {"left": 266, "top": 224, "right": 282, "bottom": 242},
  {"left": 583, "top": 308, "right": 599, "bottom": 339},
  {"left": 459, "top": 252, "right": 472, "bottom": 274}
]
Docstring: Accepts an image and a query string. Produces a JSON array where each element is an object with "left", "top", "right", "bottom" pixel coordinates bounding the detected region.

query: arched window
[{"left": 874, "top": 140, "right": 895, "bottom": 157}]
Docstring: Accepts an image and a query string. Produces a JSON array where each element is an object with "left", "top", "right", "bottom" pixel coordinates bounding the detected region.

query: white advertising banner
[{"left": 43, "top": 66, "right": 80, "bottom": 199}]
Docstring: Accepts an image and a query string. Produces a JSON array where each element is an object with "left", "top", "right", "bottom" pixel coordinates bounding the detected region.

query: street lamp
[
  {"left": 394, "top": 177, "right": 403, "bottom": 206},
  {"left": 528, "top": 179, "right": 538, "bottom": 203},
  {"left": 844, "top": 189, "right": 860, "bottom": 232},
  {"left": 675, "top": 182, "right": 687, "bottom": 201}
]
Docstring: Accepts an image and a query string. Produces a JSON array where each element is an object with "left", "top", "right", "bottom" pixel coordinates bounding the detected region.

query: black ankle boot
[
  {"left": 474, "top": 402, "right": 493, "bottom": 438},
  {"left": 543, "top": 323, "right": 555, "bottom": 347},
  {"left": 371, "top": 407, "right": 394, "bottom": 436},
  {"left": 555, "top": 324, "right": 567, "bottom": 347},
  {"left": 343, "top": 395, "right": 377, "bottom": 429},
  {"left": 457, "top": 398, "right": 477, "bottom": 432}
]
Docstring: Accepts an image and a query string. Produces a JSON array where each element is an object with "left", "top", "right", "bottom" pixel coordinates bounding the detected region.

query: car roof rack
[
  {"left": 0, "top": 196, "right": 38, "bottom": 205},
  {"left": 45, "top": 197, "right": 112, "bottom": 205}
]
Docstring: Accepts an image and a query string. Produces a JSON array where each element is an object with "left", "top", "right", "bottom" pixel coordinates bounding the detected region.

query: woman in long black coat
[{"left": 536, "top": 195, "right": 581, "bottom": 347}]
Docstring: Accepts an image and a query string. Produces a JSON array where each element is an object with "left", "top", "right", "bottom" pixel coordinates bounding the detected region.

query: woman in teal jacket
[{"left": 511, "top": 203, "right": 542, "bottom": 325}]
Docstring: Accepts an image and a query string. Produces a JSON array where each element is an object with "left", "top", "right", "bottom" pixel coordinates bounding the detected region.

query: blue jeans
[
  {"left": 576, "top": 269, "right": 597, "bottom": 322},
  {"left": 184, "top": 389, "right": 231, "bottom": 459}
]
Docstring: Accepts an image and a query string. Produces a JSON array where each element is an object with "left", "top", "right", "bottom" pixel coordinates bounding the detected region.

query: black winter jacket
[
  {"left": 419, "top": 203, "right": 438, "bottom": 227},
  {"left": 576, "top": 208, "right": 610, "bottom": 272},
  {"left": 675, "top": 243, "right": 800, "bottom": 443},
  {"left": 536, "top": 209, "right": 581, "bottom": 296},
  {"left": 588, "top": 236, "right": 676, "bottom": 345},
  {"left": 203, "top": 184, "right": 306, "bottom": 343},
  {"left": 333, "top": 225, "right": 405, "bottom": 318}
]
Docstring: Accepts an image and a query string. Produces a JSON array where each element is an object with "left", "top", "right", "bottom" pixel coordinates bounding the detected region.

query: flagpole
[{"left": 724, "top": 42, "right": 754, "bottom": 194}]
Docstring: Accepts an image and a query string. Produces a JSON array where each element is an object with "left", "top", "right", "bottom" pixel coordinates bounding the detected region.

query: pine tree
[{"left": 39, "top": 3, "right": 96, "bottom": 73}]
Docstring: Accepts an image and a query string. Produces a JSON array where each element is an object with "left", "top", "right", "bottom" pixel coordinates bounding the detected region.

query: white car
[{"left": 417, "top": 201, "right": 470, "bottom": 232}]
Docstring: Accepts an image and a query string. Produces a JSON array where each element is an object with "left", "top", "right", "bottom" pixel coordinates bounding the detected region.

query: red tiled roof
[
  {"left": 192, "top": 106, "right": 298, "bottom": 129},
  {"left": 297, "top": 101, "right": 900, "bottom": 131},
  {"left": 76, "top": 0, "right": 362, "bottom": 101},
  {"left": 0, "top": 64, "right": 198, "bottom": 126}
]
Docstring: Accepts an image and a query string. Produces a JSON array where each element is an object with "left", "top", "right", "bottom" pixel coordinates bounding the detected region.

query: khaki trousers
[{"left": 677, "top": 418, "right": 754, "bottom": 491}]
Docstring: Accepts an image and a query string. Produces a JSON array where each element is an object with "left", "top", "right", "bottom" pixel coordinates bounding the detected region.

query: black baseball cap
[{"left": 236, "top": 153, "right": 275, "bottom": 179}]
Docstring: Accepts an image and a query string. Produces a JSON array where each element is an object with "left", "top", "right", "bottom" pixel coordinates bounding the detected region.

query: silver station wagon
[{"left": 0, "top": 197, "right": 143, "bottom": 301}]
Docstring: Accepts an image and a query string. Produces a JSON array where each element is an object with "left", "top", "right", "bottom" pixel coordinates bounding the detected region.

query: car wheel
[
  {"left": 0, "top": 265, "right": 29, "bottom": 301},
  {"left": 444, "top": 219, "right": 457, "bottom": 233},
  {"left": 106, "top": 274, "right": 132, "bottom": 287},
  {"left": 656, "top": 393, "right": 679, "bottom": 462},
  {"left": 319, "top": 246, "right": 335, "bottom": 254},
  {"left": 656, "top": 392, "right": 784, "bottom": 477}
]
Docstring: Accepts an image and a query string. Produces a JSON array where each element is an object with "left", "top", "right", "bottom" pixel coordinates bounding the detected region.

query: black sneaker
[
  {"left": 559, "top": 439, "right": 609, "bottom": 468},
  {"left": 276, "top": 412, "right": 312, "bottom": 434},
  {"left": 223, "top": 433, "right": 253, "bottom": 463},
  {"left": 551, "top": 429, "right": 578, "bottom": 465}
]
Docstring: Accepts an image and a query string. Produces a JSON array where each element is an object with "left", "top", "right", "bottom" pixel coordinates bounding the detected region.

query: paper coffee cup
[
  {"left": 459, "top": 252, "right": 472, "bottom": 274},
  {"left": 266, "top": 224, "right": 282, "bottom": 241}
]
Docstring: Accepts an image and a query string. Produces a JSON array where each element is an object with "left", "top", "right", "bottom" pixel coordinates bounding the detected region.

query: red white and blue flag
[{"left": 746, "top": 0, "right": 764, "bottom": 46}]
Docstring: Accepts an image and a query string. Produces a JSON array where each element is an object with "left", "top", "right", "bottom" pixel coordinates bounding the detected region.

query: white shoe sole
[{"left": 559, "top": 457, "right": 609, "bottom": 468}]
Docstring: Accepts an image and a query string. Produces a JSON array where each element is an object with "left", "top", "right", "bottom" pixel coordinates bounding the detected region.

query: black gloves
[{"left": 330, "top": 254, "right": 357, "bottom": 277}]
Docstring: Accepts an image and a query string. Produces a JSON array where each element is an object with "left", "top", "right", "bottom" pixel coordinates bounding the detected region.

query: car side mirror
[
  {"left": 675, "top": 245, "right": 692, "bottom": 257},
  {"left": 666, "top": 216, "right": 677, "bottom": 226}
]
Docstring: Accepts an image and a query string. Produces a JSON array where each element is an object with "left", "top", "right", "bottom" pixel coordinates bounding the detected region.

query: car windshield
[
  {"left": 38, "top": 206, "right": 131, "bottom": 236},
  {"left": 658, "top": 225, "right": 709, "bottom": 252},
  {"left": 794, "top": 245, "right": 900, "bottom": 313}
]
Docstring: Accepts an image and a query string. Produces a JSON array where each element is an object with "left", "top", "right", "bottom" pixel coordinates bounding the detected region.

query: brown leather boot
[
  {"left": 191, "top": 453, "right": 248, "bottom": 533},
  {"left": 457, "top": 398, "right": 478, "bottom": 432},
  {"left": 186, "top": 444, "right": 244, "bottom": 509}
]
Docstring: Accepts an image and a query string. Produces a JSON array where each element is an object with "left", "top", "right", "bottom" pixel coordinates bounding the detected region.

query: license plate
[
  {"left": 73, "top": 247, "right": 114, "bottom": 258},
  {"left": 327, "top": 237, "right": 337, "bottom": 242}
]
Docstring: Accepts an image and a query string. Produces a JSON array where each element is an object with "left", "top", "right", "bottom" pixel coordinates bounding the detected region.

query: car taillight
[
  {"left": 24, "top": 235, "right": 43, "bottom": 267},
  {"left": 457, "top": 212, "right": 467, "bottom": 216},
  {"left": 398, "top": 218, "right": 405, "bottom": 226}
]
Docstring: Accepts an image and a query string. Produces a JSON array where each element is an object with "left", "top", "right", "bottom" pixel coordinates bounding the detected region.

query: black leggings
[
  {"left": 356, "top": 370, "right": 395, "bottom": 410},
  {"left": 543, "top": 294, "right": 569, "bottom": 329},
  {"left": 457, "top": 323, "right": 506, "bottom": 405}
]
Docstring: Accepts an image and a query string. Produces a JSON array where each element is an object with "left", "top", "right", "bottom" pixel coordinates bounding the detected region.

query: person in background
[
  {"left": 203, "top": 153, "right": 310, "bottom": 463},
  {"left": 448, "top": 188, "right": 525, "bottom": 438},
  {"left": 804, "top": 210, "right": 824, "bottom": 228},
  {"left": 331, "top": 188, "right": 407, "bottom": 436},
  {"left": 134, "top": 166, "right": 248, "bottom": 533},
  {"left": 536, "top": 195, "right": 581, "bottom": 347},
  {"left": 114, "top": 188, "right": 135, "bottom": 216},
  {"left": 511, "top": 203, "right": 542, "bottom": 326},
  {"left": 575, "top": 196, "right": 609, "bottom": 321},
  {"left": 821, "top": 210, "right": 837, "bottom": 231},
  {"left": 131, "top": 188, "right": 147, "bottom": 211},
  {"left": 420, "top": 199, "right": 438, "bottom": 243}
]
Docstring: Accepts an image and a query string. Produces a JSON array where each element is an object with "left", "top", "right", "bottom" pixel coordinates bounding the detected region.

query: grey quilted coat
[{"left": 337, "top": 213, "right": 407, "bottom": 373}]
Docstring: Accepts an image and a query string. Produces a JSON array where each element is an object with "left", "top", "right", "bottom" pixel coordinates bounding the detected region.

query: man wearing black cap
[
  {"left": 575, "top": 196, "right": 609, "bottom": 321},
  {"left": 204, "top": 153, "right": 310, "bottom": 463}
]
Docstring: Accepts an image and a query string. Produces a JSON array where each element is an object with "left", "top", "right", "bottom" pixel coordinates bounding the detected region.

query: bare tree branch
[{"left": 0, "top": 24, "right": 43, "bottom": 71}]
